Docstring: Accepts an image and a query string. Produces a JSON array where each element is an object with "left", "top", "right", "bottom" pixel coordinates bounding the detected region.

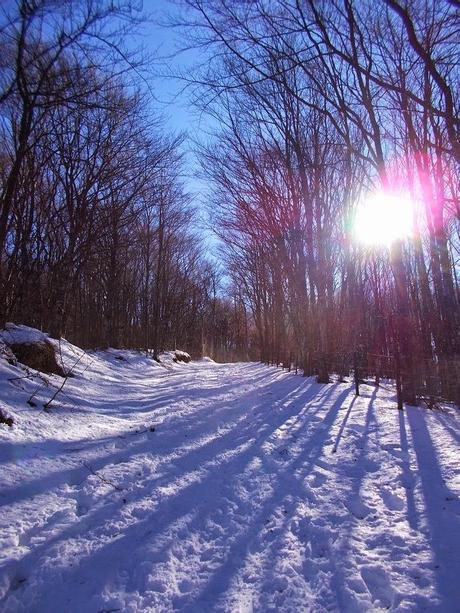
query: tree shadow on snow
[
  {"left": 405, "top": 407, "right": 460, "bottom": 610},
  {"left": 0, "top": 376, "right": 341, "bottom": 610}
]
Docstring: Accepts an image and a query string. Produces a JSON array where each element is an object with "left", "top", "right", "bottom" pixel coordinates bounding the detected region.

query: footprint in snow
[
  {"left": 360, "top": 565, "right": 395, "bottom": 609},
  {"left": 380, "top": 443, "right": 409, "bottom": 461},
  {"left": 308, "top": 471, "right": 327, "bottom": 488},
  {"left": 18, "top": 508, "right": 74, "bottom": 546},
  {"left": 345, "top": 498, "right": 372, "bottom": 519},
  {"left": 365, "top": 459, "right": 380, "bottom": 473},
  {"left": 178, "top": 579, "right": 194, "bottom": 593},
  {"left": 309, "top": 525, "right": 336, "bottom": 558},
  {"left": 349, "top": 424, "right": 366, "bottom": 433},
  {"left": 262, "top": 575, "right": 288, "bottom": 594},
  {"left": 380, "top": 487, "right": 404, "bottom": 511},
  {"left": 17, "top": 523, "right": 43, "bottom": 547},
  {"left": 290, "top": 516, "right": 310, "bottom": 542},
  {"left": 148, "top": 579, "right": 168, "bottom": 594},
  {"left": 200, "top": 550, "right": 213, "bottom": 562},
  {"left": 75, "top": 503, "right": 88, "bottom": 517},
  {"left": 73, "top": 489, "right": 96, "bottom": 517}
]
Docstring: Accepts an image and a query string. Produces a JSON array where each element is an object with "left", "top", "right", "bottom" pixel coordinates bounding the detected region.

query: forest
[
  {"left": 0, "top": 2, "right": 459, "bottom": 612},
  {"left": 1, "top": 0, "right": 459, "bottom": 407},
  {"left": 0, "top": 0, "right": 249, "bottom": 361}
]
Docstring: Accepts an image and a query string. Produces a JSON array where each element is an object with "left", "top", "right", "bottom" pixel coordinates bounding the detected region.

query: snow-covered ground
[{"left": 0, "top": 331, "right": 459, "bottom": 612}]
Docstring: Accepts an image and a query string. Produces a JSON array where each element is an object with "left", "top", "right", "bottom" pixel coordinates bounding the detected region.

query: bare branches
[
  {"left": 184, "top": 0, "right": 460, "bottom": 403},
  {"left": 383, "top": 0, "right": 460, "bottom": 163}
]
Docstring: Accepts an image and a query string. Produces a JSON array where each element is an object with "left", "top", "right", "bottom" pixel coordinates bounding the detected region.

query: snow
[
  {"left": 0, "top": 328, "right": 459, "bottom": 612},
  {"left": 1, "top": 323, "right": 50, "bottom": 346},
  {"left": 160, "top": 350, "right": 192, "bottom": 365},
  {"left": 199, "top": 356, "right": 215, "bottom": 363}
]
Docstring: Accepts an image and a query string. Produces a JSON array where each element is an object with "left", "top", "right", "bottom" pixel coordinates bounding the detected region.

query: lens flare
[{"left": 352, "top": 191, "right": 415, "bottom": 247}]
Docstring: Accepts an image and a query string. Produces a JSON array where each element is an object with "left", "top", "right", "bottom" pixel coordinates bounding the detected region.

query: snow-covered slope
[{"left": 0, "top": 331, "right": 459, "bottom": 612}]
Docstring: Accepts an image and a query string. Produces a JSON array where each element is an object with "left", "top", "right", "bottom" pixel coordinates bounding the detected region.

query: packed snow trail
[{"left": 0, "top": 343, "right": 459, "bottom": 612}]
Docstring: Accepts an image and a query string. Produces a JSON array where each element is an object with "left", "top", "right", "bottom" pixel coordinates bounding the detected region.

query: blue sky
[
  {"left": 142, "top": 0, "right": 216, "bottom": 139},
  {"left": 135, "top": 0, "right": 220, "bottom": 250}
]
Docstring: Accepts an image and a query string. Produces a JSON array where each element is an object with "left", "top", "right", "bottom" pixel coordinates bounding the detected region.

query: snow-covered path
[{"left": 1, "top": 349, "right": 459, "bottom": 612}]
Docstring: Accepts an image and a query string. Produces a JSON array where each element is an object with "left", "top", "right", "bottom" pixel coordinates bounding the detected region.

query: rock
[
  {"left": 173, "top": 350, "right": 191, "bottom": 363},
  {"left": 9, "top": 341, "right": 66, "bottom": 376},
  {"left": 0, "top": 408, "right": 14, "bottom": 427}
]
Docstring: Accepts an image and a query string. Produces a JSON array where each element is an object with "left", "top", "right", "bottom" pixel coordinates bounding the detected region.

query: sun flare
[{"left": 352, "top": 191, "right": 415, "bottom": 247}]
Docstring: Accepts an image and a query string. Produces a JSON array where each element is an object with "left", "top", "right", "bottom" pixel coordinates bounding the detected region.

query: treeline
[
  {"left": 0, "top": 0, "right": 247, "bottom": 360},
  {"left": 184, "top": 0, "right": 460, "bottom": 405}
]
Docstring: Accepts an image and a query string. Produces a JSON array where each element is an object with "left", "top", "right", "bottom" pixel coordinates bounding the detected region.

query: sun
[{"left": 352, "top": 191, "right": 415, "bottom": 247}]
